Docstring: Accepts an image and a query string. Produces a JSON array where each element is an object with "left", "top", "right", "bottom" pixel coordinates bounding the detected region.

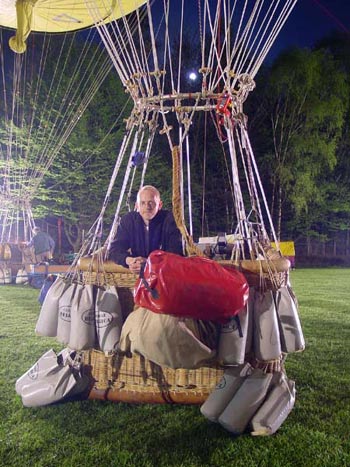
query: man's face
[{"left": 136, "top": 189, "right": 162, "bottom": 223}]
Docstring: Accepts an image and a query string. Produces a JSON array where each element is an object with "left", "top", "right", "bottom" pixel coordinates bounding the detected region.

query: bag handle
[{"left": 139, "top": 262, "right": 159, "bottom": 300}]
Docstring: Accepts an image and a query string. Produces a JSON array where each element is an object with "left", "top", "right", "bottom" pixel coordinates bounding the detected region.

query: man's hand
[{"left": 126, "top": 256, "right": 146, "bottom": 273}]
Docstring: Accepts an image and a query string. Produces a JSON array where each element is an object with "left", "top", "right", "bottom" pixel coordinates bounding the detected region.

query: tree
[{"left": 252, "top": 47, "right": 348, "bottom": 241}]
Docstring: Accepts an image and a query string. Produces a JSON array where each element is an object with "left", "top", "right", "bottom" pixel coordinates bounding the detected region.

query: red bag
[{"left": 134, "top": 250, "right": 249, "bottom": 323}]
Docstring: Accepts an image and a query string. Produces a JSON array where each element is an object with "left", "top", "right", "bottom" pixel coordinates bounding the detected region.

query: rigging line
[
  {"left": 28, "top": 33, "right": 76, "bottom": 180},
  {"left": 105, "top": 127, "right": 143, "bottom": 248},
  {"left": 201, "top": 110, "right": 208, "bottom": 237},
  {"left": 140, "top": 123, "right": 156, "bottom": 188},
  {"left": 241, "top": 125, "right": 279, "bottom": 246},
  {"left": 176, "top": 0, "right": 185, "bottom": 94},
  {"left": 28, "top": 58, "right": 113, "bottom": 196},
  {"left": 120, "top": 12, "right": 148, "bottom": 94},
  {"left": 85, "top": 3, "right": 129, "bottom": 85},
  {"left": 135, "top": 8, "right": 153, "bottom": 97},
  {"left": 55, "top": 94, "right": 132, "bottom": 190},
  {"left": 252, "top": 0, "right": 298, "bottom": 77},
  {"left": 243, "top": 0, "right": 284, "bottom": 77},
  {"left": 185, "top": 132, "right": 193, "bottom": 237},
  {"left": 37, "top": 48, "right": 112, "bottom": 171},
  {"left": 204, "top": 0, "right": 222, "bottom": 92},
  {"left": 227, "top": 0, "right": 260, "bottom": 86},
  {"left": 33, "top": 30, "right": 105, "bottom": 174}
]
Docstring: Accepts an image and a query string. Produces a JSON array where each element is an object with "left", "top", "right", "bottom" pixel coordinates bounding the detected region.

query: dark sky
[{"left": 269, "top": 0, "right": 350, "bottom": 59}]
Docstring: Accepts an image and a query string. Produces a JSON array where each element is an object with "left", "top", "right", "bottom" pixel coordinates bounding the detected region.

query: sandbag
[
  {"left": 200, "top": 363, "right": 252, "bottom": 422},
  {"left": 253, "top": 290, "right": 282, "bottom": 361},
  {"left": 250, "top": 372, "right": 296, "bottom": 436},
  {"left": 16, "top": 348, "right": 88, "bottom": 407},
  {"left": 15, "top": 348, "right": 60, "bottom": 395},
  {"left": 56, "top": 282, "right": 81, "bottom": 344},
  {"left": 134, "top": 250, "right": 249, "bottom": 322},
  {"left": 69, "top": 284, "right": 96, "bottom": 351},
  {"left": 16, "top": 267, "right": 29, "bottom": 285},
  {"left": 35, "top": 276, "right": 70, "bottom": 337},
  {"left": 119, "top": 307, "right": 217, "bottom": 369},
  {"left": 0, "top": 266, "right": 12, "bottom": 284},
  {"left": 218, "top": 369, "right": 273, "bottom": 434},
  {"left": 95, "top": 285, "right": 123, "bottom": 352},
  {"left": 274, "top": 286, "right": 305, "bottom": 353},
  {"left": 217, "top": 287, "right": 255, "bottom": 365}
]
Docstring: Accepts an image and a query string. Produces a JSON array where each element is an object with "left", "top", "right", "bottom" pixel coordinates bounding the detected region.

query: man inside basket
[{"left": 108, "top": 185, "right": 183, "bottom": 273}]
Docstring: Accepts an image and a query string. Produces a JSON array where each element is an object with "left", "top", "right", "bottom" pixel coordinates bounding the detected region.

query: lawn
[{"left": 0, "top": 268, "right": 349, "bottom": 467}]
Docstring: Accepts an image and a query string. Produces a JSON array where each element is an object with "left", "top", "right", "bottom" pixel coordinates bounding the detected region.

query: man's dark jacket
[{"left": 108, "top": 210, "right": 183, "bottom": 267}]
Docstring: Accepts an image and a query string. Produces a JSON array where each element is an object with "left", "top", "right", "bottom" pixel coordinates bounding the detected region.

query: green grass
[{"left": 0, "top": 269, "right": 349, "bottom": 467}]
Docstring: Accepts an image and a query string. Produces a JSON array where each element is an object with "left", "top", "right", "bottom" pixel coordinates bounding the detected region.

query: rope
[{"left": 172, "top": 146, "right": 204, "bottom": 257}]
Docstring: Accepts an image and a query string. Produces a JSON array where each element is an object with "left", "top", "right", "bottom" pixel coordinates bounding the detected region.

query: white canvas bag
[
  {"left": 35, "top": 276, "right": 71, "bottom": 337},
  {"left": 69, "top": 284, "right": 96, "bottom": 351},
  {"left": 56, "top": 282, "right": 81, "bottom": 344},
  {"left": 95, "top": 285, "right": 123, "bottom": 352}
]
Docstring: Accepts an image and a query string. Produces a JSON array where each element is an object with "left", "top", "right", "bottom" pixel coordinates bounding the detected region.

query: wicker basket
[
  {"left": 83, "top": 350, "right": 224, "bottom": 404},
  {"left": 219, "top": 257, "right": 290, "bottom": 291},
  {"left": 78, "top": 255, "right": 287, "bottom": 404}
]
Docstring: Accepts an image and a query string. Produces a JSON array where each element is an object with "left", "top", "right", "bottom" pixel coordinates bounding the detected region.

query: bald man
[{"left": 108, "top": 185, "right": 183, "bottom": 273}]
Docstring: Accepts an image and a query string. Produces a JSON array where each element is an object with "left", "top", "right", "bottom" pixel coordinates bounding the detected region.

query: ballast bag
[
  {"left": 134, "top": 250, "right": 249, "bottom": 322},
  {"left": 56, "top": 282, "right": 81, "bottom": 344},
  {"left": 36, "top": 276, "right": 70, "bottom": 337},
  {"left": 218, "top": 369, "right": 273, "bottom": 434},
  {"left": 95, "top": 285, "right": 123, "bottom": 352},
  {"left": 250, "top": 372, "right": 296, "bottom": 436},
  {"left": 200, "top": 363, "right": 252, "bottom": 422},
  {"left": 16, "top": 267, "right": 28, "bottom": 285},
  {"left": 218, "top": 287, "right": 255, "bottom": 365},
  {"left": 17, "top": 349, "right": 88, "bottom": 407},
  {"left": 15, "top": 348, "right": 59, "bottom": 395},
  {"left": 119, "top": 307, "right": 217, "bottom": 369},
  {"left": 69, "top": 284, "right": 96, "bottom": 351},
  {"left": 253, "top": 290, "right": 282, "bottom": 361},
  {"left": 274, "top": 286, "right": 305, "bottom": 353}
]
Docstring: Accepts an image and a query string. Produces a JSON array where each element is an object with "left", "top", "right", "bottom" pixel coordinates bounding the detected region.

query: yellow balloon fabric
[{"left": 0, "top": 0, "right": 147, "bottom": 53}]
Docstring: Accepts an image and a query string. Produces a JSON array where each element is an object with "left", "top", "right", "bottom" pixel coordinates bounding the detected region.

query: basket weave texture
[{"left": 83, "top": 350, "right": 224, "bottom": 404}]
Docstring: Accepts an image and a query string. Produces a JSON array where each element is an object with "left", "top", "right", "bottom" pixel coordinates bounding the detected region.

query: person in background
[
  {"left": 28, "top": 226, "right": 55, "bottom": 264},
  {"left": 108, "top": 185, "right": 183, "bottom": 273}
]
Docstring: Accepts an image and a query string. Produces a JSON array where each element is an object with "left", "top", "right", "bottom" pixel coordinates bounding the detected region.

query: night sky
[{"left": 269, "top": 0, "right": 350, "bottom": 60}]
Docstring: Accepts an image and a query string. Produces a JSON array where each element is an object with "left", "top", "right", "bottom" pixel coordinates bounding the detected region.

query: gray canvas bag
[
  {"left": 15, "top": 348, "right": 59, "bottom": 395},
  {"left": 218, "top": 287, "right": 255, "bottom": 365},
  {"left": 95, "top": 285, "right": 123, "bottom": 352},
  {"left": 35, "top": 276, "right": 70, "bottom": 337},
  {"left": 20, "top": 349, "right": 89, "bottom": 407},
  {"left": 200, "top": 363, "right": 252, "bottom": 422},
  {"left": 218, "top": 369, "right": 273, "bottom": 434},
  {"left": 253, "top": 290, "right": 282, "bottom": 361},
  {"left": 250, "top": 372, "right": 296, "bottom": 436},
  {"left": 274, "top": 286, "right": 305, "bottom": 353}
]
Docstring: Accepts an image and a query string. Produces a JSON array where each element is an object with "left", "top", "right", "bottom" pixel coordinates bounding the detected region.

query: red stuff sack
[{"left": 134, "top": 250, "right": 249, "bottom": 323}]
